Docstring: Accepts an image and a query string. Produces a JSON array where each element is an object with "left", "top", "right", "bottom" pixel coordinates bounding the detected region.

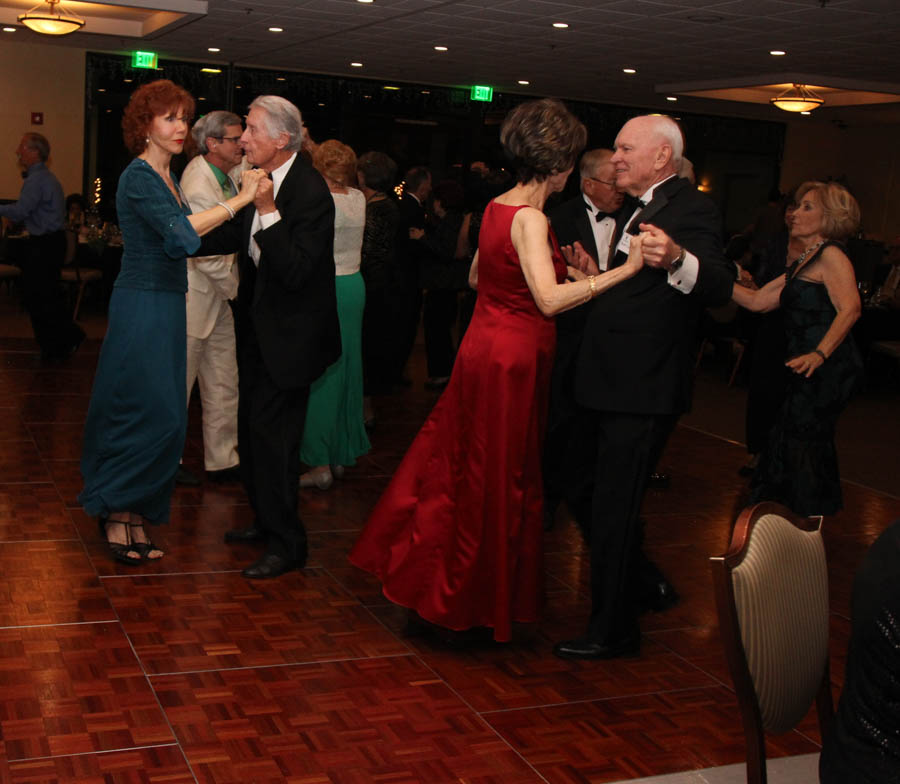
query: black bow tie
[{"left": 587, "top": 204, "right": 610, "bottom": 222}]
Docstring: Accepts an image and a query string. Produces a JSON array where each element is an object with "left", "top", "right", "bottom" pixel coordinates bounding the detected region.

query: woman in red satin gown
[{"left": 350, "top": 99, "right": 644, "bottom": 641}]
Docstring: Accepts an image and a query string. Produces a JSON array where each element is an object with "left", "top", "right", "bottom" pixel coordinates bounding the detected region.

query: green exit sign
[
  {"left": 470, "top": 85, "right": 493, "bottom": 102},
  {"left": 131, "top": 51, "right": 158, "bottom": 69}
]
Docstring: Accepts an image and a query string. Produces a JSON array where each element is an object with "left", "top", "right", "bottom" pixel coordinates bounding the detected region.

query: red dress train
[{"left": 349, "top": 202, "right": 566, "bottom": 641}]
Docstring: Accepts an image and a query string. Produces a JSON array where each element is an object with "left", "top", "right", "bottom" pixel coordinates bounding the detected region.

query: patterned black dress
[{"left": 750, "top": 241, "right": 863, "bottom": 515}]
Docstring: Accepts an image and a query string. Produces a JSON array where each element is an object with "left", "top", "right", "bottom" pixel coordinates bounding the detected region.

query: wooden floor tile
[
  {"left": 484, "top": 685, "right": 820, "bottom": 783},
  {"left": 27, "top": 423, "right": 84, "bottom": 460},
  {"left": 0, "top": 623, "right": 174, "bottom": 760},
  {"left": 153, "top": 656, "right": 543, "bottom": 783},
  {"left": 18, "top": 393, "right": 91, "bottom": 424},
  {"left": 0, "top": 482, "right": 76, "bottom": 541},
  {"left": 105, "top": 570, "right": 407, "bottom": 674},
  {"left": 6, "top": 745, "right": 194, "bottom": 783},
  {"left": 0, "top": 540, "right": 113, "bottom": 626},
  {"left": 0, "top": 441, "right": 49, "bottom": 484}
]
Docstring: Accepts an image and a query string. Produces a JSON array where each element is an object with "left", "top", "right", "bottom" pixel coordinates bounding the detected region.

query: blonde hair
[
  {"left": 796, "top": 181, "right": 861, "bottom": 240},
  {"left": 312, "top": 139, "right": 357, "bottom": 186}
]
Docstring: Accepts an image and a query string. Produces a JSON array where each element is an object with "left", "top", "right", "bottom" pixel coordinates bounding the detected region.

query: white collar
[
  {"left": 269, "top": 152, "right": 297, "bottom": 196},
  {"left": 639, "top": 173, "right": 678, "bottom": 205}
]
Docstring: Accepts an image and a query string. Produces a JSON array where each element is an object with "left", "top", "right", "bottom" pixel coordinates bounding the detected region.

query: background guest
[
  {"left": 357, "top": 151, "right": 401, "bottom": 427},
  {"left": 300, "top": 139, "right": 370, "bottom": 490},
  {"left": 179, "top": 109, "right": 245, "bottom": 485},
  {"left": 0, "top": 133, "right": 85, "bottom": 361}
]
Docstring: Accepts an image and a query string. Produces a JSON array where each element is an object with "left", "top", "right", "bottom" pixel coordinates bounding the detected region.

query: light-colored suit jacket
[{"left": 181, "top": 155, "right": 239, "bottom": 339}]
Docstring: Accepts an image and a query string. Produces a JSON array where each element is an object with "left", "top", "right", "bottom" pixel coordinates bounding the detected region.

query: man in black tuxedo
[
  {"left": 543, "top": 149, "right": 625, "bottom": 528},
  {"left": 554, "top": 115, "right": 735, "bottom": 659},
  {"left": 205, "top": 95, "right": 340, "bottom": 579}
]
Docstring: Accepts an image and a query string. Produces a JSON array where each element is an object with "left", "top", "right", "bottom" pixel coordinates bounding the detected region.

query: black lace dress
[{"left": 750, "top": 241, "right": 863, "bottom": 515}]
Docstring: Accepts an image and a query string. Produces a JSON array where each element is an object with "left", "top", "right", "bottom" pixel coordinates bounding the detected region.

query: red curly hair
[{"left": 121, "top": 79, "right": 195, "bottom": 156}]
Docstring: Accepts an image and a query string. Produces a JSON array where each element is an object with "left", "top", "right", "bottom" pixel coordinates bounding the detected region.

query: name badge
[{"left": 616, "top": 232, "right": 632, "bottom": 256}]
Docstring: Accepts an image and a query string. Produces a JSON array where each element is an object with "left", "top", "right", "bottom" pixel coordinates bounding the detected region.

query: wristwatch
[{"left": 670, "top": 246, "right": 686, "bottom": 272}]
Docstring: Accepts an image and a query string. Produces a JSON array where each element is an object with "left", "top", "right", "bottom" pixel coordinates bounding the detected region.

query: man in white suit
[{"left": 179, "top": 110, "right": 245, "bottom": 483}]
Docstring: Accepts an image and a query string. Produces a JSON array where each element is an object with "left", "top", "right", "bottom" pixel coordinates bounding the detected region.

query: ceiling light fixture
[
  {"left": 357, "top": 0, "right": 374, "bottom": 3},
  {"left": 518, "top": 80, "right": 529, "bottom": 85},
  {"left": 2, "top": 26, "right": 16, "bottom": 32},
  {"left": 208, "top": 47, "right": 220, "bottom": 52},
  {"left": 17, "top": 0, "right": 84, "bottom": 35},
  {"left": 552, "top": 22, "right": 568, "bottom": 28},
  {"left": 769, "top": 49, "right": 786, "bottom": 56},
  {"left": 434, "top": 45, "right": 447, "bottom": 51},
  {"left": 350, "top": 61, "right": 363, "bottom": 67},
  {"left": 623, "top": 68, "right": 636, "bottom": 74},
  {"left": 770, "top": 83, "right": 824, "bottom": 112},
  {"left": 666, "top": 96, "right": 677, "bottom": 101},
  {"left": 268, "top": 26, "right": 283, "bottom": 32}
]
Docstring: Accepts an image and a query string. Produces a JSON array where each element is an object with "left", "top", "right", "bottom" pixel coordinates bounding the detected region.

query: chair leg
[{"left": 72, "top": 282, "right": 86, "bottom": 321}]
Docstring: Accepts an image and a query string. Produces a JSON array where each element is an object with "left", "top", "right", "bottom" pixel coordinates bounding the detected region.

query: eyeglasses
[
  {"left": 586, "top": 177, "right": 616, "bottom": 187},
  {"left": 212, "top": 135, "right": 242, "bottom": 144}
]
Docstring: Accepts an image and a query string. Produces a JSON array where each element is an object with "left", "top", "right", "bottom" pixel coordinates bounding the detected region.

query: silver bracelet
[{"left": 217, "top": 201, "right": 235, "bottom": 219}]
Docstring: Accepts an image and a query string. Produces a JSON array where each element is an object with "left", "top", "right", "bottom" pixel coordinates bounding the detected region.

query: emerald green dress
[
  {"left": 79, "top": 159, "right": 200, "bottom": 523},
  {"left": 300, "top": 188, "right": 370, "bottom": 468}
]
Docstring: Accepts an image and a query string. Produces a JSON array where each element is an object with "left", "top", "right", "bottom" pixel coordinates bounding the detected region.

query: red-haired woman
[{"left": 79, "top": 80, "right": 264, "bottom": 564}]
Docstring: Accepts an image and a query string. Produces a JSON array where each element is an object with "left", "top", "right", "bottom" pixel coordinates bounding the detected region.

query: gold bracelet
[{"left": 588, "top": 275, "right": 597, "bottom": 297}]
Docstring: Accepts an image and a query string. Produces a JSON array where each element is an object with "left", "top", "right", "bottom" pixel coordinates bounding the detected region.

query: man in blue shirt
[{"left": 0, "top": 133, "right": 84, "bottom": 359}]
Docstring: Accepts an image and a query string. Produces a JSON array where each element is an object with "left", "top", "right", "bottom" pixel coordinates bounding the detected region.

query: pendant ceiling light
[
  {"left": 18, "top": 0, "right": 85, "bottom": 35},
  {"left": 770, "top": 83, "right": 824, "bottom": 113}
]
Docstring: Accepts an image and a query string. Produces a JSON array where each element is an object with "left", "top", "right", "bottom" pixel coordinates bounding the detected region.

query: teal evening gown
[{"left": 79, "top": 159, "right": 201, "bottom": 524}]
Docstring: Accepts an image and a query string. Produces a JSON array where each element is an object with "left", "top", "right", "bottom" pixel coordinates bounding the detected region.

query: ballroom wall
[
  {"left": 0, "top": 39, "right": 84, "bottom": 201},
  {"left": 781, "top": 119, "right": 900, "bottom": 241}
]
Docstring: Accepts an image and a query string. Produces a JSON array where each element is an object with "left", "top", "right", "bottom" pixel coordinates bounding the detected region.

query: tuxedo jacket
[
  {"left": 180, "top": 155, "right": 239, "bottom": 339},
  {"left": 201, "top": 155, "right": 340, "bottom": 391},
  {"left": 575, "top": 176, "right": 734, "bottom": 416}
]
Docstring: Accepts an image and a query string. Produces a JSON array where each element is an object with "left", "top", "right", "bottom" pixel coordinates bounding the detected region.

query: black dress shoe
[
  {"left": 639, "top": 580, "right": 681, "bottom": 613},
  {"left": 647, "top": 472, "right": 671, "bottom": 489},
  {"left": 241, "top": 552, "right": 303, "bottom": 579},
  {"left": 207, "top": 466, "right": 241, "bottom": 484},
  {"left": 175, "top": 465, "right": 201, "bottom": 486},
  {"left": 224, "top": 525, "right": 265, "bottom": 544},
  {"left": 553, "top": 635, "right": 640, "bottom": 661}
]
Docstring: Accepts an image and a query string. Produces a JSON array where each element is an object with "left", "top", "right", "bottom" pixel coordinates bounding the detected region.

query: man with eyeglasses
[{"left": 177, "top": 110, "right": 245, "bottom": 485}]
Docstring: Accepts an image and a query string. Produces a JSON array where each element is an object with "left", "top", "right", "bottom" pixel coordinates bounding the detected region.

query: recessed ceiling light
[
  {"left": 198, "top": 97, "right": 206, "bottom": 101},
  {"left": 383, "top": 85, "right": 400, "bottom": 91},
  {"left": 208, "top": 47, "right": 220, "bottom": 52},
  {"left": 421, "top": 90, "right": 430, "bottom": 94},
  {"left": 318, "top": 102, "right": 325, "bottom": 106},
  {"left": 800, "top": 111, "right": 811, "bottom": 115},
  {"left": 98, "top": 88, "right": 106, "bottom": 92},
  {"left": 364, "top": 94, "right": 372, "bottom": 99},
  {"left": 518, "top": 80, "right": 530, "bottom": 85},
  {"left": 552, "top": 22, "right": 568, "bottom": 28},
  {"left": 666, "top": 96, "right": 678, "bottom": 101},
  {"left": 123, "top": 78, "right": 132, "bottom": 83},
  {"left": 276, "top": 76, "right": 286, "bottom": 81},
  {"left": 268, "top": 26, "right": 283, "bottom": 32},
  {"left": 434, "top": 45, "right": 448, "bottom": 51},
  {"left": 623, "top": 68, "right": 636, "bottom": 74},
  {"left": 235, "top": 85, "right": 242, "bottom": 89},
  {"left": 202, "top": 68, "right": 222, "bottom": 74},
  {"left": 2, "top": 26, "right": 16, "bottom": 32},
  {"left": 770, "top": 49, "right": 786, "bottom": 56},
  {"left": 351, "top": 61, "right": 363, "bottom": 67},
  {"left": 357, "top": 0, "right": 374, "bottom": 3}
]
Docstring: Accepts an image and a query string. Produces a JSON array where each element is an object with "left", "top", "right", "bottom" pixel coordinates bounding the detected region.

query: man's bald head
[{"left": 610, "top": 115, "right": 685, "bottom": 196}]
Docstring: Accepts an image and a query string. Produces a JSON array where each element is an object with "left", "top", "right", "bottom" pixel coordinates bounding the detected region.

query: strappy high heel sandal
[
  {"left": 128, "top": 522, "right": 164, "bottom": 561},
  {"left": 98, "top": 516, "right": 143, "bottom": 565}
]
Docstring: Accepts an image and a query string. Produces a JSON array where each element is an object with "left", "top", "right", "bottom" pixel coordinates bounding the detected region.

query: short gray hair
[
  {"left": 579, "top": 149, "right": 613, "bottom": 182},
  {"left": 191, "top": 110, "right": 242, "bottom": 152},
  {"left": 24, "top": 132, "right": 50, "bottom": 162},
  {"left": 249, "top": 95, "right": 303, "bottom": 152}
]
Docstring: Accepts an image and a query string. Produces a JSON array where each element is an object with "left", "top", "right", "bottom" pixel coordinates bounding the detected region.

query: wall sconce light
[
  {"left": 770, "top": 84, "right": 824, "bottom": 113},
  {"left": 18, "top": 0, "right": 85, "bottom": 35}
]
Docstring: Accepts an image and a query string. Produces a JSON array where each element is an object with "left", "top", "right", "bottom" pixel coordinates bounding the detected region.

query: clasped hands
[
  {"left": 562, "top": 223, "right": 678, "bottom": 279},
  {"left": 237, "top": 168, "right": 277, "bottom": 215}
]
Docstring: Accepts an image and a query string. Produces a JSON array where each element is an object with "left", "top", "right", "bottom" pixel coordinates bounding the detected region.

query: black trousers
[
  {"left": 237, "top": 325, "right": 310, "bottom": 561},
  {"left": 423, "top": 288, "right": 458, "bottom": 378},
  {"left": 22, "top": 231, "right": 82, "bottom": 357},
  {"left": 586, "top": 411, "right": 678, "bottom": 643}
]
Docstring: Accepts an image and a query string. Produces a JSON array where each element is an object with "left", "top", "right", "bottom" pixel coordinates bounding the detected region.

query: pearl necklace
[{"left": 794, "top": 239, "right": 825, "bottom": 268}]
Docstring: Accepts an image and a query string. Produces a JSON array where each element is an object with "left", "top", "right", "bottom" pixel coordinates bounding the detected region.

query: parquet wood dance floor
[{"left": 0, "top": 334, "right": 897, "bottom": 783}]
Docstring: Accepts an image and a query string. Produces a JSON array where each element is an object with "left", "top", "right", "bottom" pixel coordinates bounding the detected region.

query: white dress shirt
[
  {"left": 583, "top": 197, "right": 617, "bottom": 272},
  {"left": 249, "top": 151, "right": 296, "bottom": 265},
  {"left": 616, "top": 174, "right": 699, "bottom": 293}
]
